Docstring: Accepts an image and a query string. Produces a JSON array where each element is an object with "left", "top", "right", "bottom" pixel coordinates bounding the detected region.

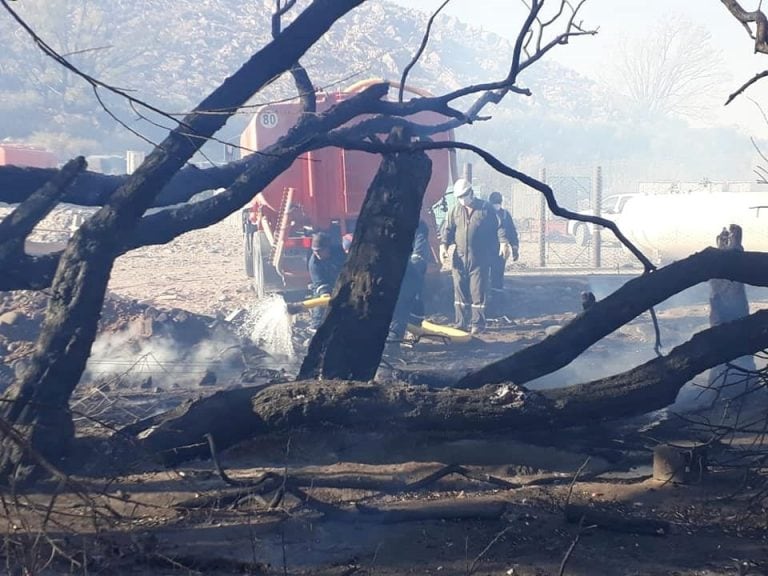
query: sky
[{"left": 389, "top": 0, "right": 768, "bottom": 136}]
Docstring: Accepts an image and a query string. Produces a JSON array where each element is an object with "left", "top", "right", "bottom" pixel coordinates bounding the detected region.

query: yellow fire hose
[{"left": 285, "top": 294, "right": 472, "bottom": 343}]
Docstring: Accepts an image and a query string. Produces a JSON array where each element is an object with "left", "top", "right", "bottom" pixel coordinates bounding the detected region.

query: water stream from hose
[{"left": 240, "top": 294, "right": 296, "bottom": 360}]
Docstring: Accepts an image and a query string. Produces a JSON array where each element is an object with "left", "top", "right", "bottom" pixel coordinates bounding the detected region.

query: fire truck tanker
[{"left": 239, "top": 80, "right": 456, "bottom": 295}]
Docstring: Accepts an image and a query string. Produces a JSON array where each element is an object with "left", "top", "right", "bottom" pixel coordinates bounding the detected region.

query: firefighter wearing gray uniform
[{"left": 440, "top": 178, "right": 510, "bottom": 334}]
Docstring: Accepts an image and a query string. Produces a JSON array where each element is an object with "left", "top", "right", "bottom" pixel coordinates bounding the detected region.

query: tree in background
[{"left": 607, "top": 16, "right": 726, "bottom": 119}]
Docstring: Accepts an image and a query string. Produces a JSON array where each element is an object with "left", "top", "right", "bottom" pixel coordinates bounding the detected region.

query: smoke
[
  {"left": 79, "top": 294, "right": 302, "bottom": 397},
  {"left": 81, "top": 324, "right": 244, "bottom": 389},
  {"left": 525, "top": 339, "right": 660, "bottom": 391},
  {"left": 526, "top": 277, "right": 714, "bottom": 405}
]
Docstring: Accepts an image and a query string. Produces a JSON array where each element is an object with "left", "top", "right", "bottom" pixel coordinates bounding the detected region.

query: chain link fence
[{"left": 471, "top": 162, "right": 647, "bottom": 273}]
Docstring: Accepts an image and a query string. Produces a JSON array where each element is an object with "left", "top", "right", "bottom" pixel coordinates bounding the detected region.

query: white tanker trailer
[{"left": 604, "top": 191, "right": 768, "bottom": 264}]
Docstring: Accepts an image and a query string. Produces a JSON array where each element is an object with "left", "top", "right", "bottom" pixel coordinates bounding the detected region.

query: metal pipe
[{"left": 592, "top": 165, "right": 602, "bottom": 268}]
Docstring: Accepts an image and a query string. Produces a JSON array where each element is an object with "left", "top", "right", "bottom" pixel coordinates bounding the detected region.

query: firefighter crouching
[
  {"left": 439, "top": 179, "right": 513, "bottom": 335},
  {"left": 308, "top": 232, "right": 345, "bottom": 330}
]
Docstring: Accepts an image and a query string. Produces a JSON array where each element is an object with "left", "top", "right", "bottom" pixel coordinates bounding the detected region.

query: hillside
[
  {"left": 0, "top": 1, "right": 525, "bottom": 152},
  {"left": 0, "top": 0, "right": 757, "bottom": 181}
]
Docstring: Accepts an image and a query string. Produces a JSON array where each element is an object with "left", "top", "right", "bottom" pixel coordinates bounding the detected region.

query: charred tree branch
[
  {"left": 0, "top": 157, "right": 85, "bottom": 252},
  {"left": 126, "top": 83, "right": 391, "bottom": 250},
  {"left": 132, "top": 307, "right": 768, "bottom": 465},
  {"left": 272, "top": 0, "right": 316, "bottom": 114},
  {"left": 545, "top": 309, "right": 768, "bottom": 422},
  {"left": 511, "top": 0, "right": 544, "bottom": 81},
  {"left": 458, "top": 248, "right": 768, "bottom": 389},
  {"left": 726, "top": 69, "right": 768, "bottom": 104},
  {"left": 0, "top": 0, "right": 368, "bottom": 483},
  {"left": 398, "top": 0, "right": 451, "bottom": 102},
  {"left": 721, "top": 0, "right": 768, "bottom": 54}
]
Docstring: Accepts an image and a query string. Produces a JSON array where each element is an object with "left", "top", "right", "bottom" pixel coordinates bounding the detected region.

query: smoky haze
[{"left": 0, "top": 0, "right": 763, "bottom": 192}]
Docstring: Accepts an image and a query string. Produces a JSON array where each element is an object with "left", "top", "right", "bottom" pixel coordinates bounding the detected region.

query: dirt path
[
  {"left": 15, "top": 427, "right": 768, "bottom": 576},
  {"left": 109, "top": 214, "right": 257, "bottom": 317}
]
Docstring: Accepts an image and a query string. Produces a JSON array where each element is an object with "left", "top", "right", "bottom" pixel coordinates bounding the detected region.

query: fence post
[
  {"left": 539, "top": 167, "right": 547, "bottom": 268},
  {"left": 591, "top": 165, "right": 602, "bottom": 268},
  {"left": 462, "top": 162, "right": 473, "bottom": 183}
]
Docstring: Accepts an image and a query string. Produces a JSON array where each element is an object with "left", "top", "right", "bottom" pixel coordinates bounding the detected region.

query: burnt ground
[{"left": 2, "top": 220, "right": 768, "bottom": 575}]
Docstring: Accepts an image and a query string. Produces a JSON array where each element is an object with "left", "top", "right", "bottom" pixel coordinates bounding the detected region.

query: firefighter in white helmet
[{"left": 439, "top": 178, "right": 511, "bottom": 335}]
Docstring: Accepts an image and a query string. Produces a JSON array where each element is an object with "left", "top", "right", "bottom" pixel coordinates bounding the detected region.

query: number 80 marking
[{"left": 259, "top": 111, "right": 279, "bottom": 128}]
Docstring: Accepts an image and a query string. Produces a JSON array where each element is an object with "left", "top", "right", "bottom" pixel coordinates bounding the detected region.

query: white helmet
[{"left": 453, "top": 178, "right": 473, "bottom": 198}]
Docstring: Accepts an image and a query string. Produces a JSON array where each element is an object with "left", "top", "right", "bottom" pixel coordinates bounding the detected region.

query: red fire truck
[{"left": 240, "top": 79, "right": 456, "bottom": 295}]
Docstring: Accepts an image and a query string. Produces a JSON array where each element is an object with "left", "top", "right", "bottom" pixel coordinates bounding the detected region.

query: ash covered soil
[{"left": 3, "top": 212, "right": 768, "bottom": 575}]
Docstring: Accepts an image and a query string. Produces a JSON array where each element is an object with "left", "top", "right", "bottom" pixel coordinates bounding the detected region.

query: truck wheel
[
  {"left": 244, "top": 233, "right": 255, "bottom": 278},
  {"left": 574, "top": 223, "right": 591, "bottom": 246}
]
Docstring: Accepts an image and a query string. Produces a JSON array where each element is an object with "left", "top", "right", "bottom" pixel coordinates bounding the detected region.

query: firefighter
[
  {"left": 487, "top": 191, "right": 519, "bottom": 319},
  {"left": 388, "top": 219, "right": 430, "bottom": 346},
  {"left": 308, "top": 232, "right": 344, "bottom": 330},
  {"left": 439, "top": 179, "right": 511, "bottom": 334}
]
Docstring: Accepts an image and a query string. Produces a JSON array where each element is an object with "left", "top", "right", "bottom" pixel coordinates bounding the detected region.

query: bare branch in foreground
[
  {"left": 0, "top": 157, "right": 86, "bottom": 251},
  {"left": 399, "top": 0, "right": 452, "bottom": 102},
  {"left": 721, "top": 0, "right": 768, "bottom": 54},
  {"left": 726, "top": 69, "right": 768, "bottom": 104}
]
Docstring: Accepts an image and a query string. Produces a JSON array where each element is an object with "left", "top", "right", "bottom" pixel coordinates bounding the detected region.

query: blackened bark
[
  {"left": 0, "top": 0, "right": 366, "bottom": 483},
  {"left": 129, "top": 308, "right": 768, "bottom": 464},
  {"left": 545, "top": 309, "right": 768, "bottom": 421},
  {"left": 0, "top": 157, "right": 86, "bottom": 291},
  {"left": 457, "top": 248, "right": 768, "bottom": 389},
  {"left": 133, "top": 381, "right": 548, "bottom": 464},
  {"left": 0, "top": 157, "right": 86, "bottom": 248},
  {"left": 121, "top": 387, "right": 264, "bottom": 464},
  {"left": 298, "top": 130, "right": 432, "bottom": 380},
  {"left": 0, "top": 161, "right": 240, "bottom": 208}
]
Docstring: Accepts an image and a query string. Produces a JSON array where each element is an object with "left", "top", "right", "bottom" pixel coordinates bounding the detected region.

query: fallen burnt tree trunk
[
  {"left": 545, "top": 308, "right": 768, "bottom": 422},
  {"left": 130, "top": 381, "right": 549, "bottom": 464},
  {"left": 126, "top": 308, "right": 768, "bottom": 464},
  {"left": 458, "top": 248, "right": 768, "bottom": 389}
]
